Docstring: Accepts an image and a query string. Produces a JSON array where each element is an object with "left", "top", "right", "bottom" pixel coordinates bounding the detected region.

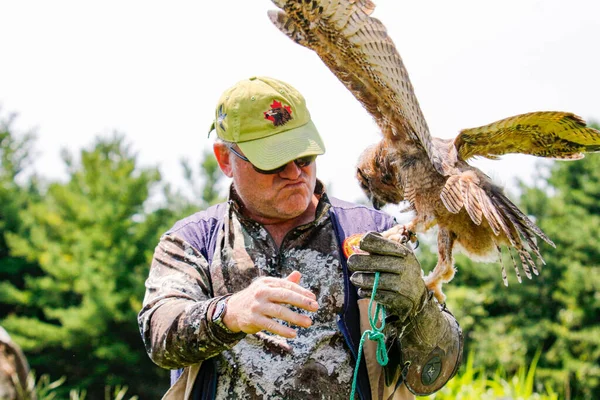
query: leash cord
[{"left": 349, "top": 272, "right": 388, "bottom": 399}]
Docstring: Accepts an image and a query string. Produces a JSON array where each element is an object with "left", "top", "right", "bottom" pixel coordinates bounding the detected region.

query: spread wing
[
  {"left": 454, "top": 111, "right": 600, "bottom": 161},
  {"left": 268, "top": 0, "right": 446, "bottom": 173}
]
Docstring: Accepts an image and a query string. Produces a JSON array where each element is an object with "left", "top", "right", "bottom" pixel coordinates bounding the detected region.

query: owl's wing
[
  {"left": 454, "top": 111, "right": 600, "bottom": 162},
  {"left": 268, "top": 0, "right": 446, "bottom": 173}
]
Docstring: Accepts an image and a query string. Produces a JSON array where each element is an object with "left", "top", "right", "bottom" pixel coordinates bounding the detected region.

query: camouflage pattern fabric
[{"left": 139, "top": 184, "right": 356, "bottom": 399}]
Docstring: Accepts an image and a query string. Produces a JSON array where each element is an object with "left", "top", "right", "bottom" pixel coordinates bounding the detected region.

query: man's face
[{"left": 214, "top": 143, "right": 318, "bottom": 223}]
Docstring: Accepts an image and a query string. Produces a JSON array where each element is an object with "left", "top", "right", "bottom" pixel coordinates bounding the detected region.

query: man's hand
[
  {"left": 223, "top": 271, "right": 319, "bottom": 339},
  {"left": 348, "top": 232, "right": 463, "bottom": 395},
  {"left": 348, "top": 232, "right": 426, "bottom": 323}
]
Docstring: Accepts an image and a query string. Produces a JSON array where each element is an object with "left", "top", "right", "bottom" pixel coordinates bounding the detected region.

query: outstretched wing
[
  {"left": 268, "top": 0, "right": 445, "bottom": 173},
  {"left": 442, "top": 111, "right": 598, "bottom": 281},
  {"left": 454, "top": 111, "right": 600, "bottom": 161}
]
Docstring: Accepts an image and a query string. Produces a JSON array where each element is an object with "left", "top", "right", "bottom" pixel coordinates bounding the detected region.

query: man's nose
[{"left": 279, "top": 160, "right": 302, "bottom": 179}]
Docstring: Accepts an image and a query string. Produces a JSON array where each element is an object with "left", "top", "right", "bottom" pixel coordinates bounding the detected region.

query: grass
[
  {"left": 418, "top": 350, "right": 559, "bottom": 400},
  {"left": 21, "top": 349, "right": 556, "bottom": 400},
  {"left": 14, "top": 371, "right": 138, "bottom": 400}
]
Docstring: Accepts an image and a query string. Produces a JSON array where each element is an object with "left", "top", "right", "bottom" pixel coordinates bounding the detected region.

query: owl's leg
[
  {"left": 424, "top": 228, "right": 456, "bottom": 304},
  {"left": 381, "top": 222, "right": 418, "bottom": 246}
]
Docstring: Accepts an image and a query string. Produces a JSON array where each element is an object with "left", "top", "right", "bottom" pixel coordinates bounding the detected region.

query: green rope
[{"left": 349, "top": 272, "right": 388, "bottom": 400}]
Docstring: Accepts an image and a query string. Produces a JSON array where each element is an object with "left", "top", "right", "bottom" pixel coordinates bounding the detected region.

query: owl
[{"left": 268, "top": 0, "right": 600, "bottom": 302}]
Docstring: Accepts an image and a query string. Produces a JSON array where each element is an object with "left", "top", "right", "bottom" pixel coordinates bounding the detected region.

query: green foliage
[
  {"left": 65, "top": 384, "right": 138, "bottom": 400},
  {"left": 19, "top": 372, "right": 66, "bottom": 400},
  {"left": 19, "top": 371, "right": 137, "bottom": 400},
  {"left": 175, "top": 149, "right": 226, "bottom": 214},
  {"left": 1, "top": 124, "right": 227, "bottom": 398},
  {"left": 0, "top": 112, "right": 42, "bottom": 320},
  {"left": 418, "top": 350, "right": 558, "bottom": 400},
  {"left": 519, "top": 151, "right": 600, "bottom": 399},
  {"left": 1, "top": 134, "right": 173, "bottom": 398},
  {"left": 183, "top": 148, "right": 224, "bottom": 206}
]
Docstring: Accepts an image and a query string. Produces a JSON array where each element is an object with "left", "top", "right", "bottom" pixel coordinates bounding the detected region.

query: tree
[
  {"left": 177, "top": 148, "right": 226, "bottom": 212},
  {"left": 0, "top": 133, "right": 229, "bottom": 398},
  {"left": 1, "top": 135, "right": 170, "bottom": 398},
  {"left": 0, "top": 112, "right": 41, "bottom": 320},
  {"left": 519, "top": 148, "right": 600, "bottom": 399}
]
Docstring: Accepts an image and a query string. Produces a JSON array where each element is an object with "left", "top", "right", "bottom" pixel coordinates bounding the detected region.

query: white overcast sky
[{"left": 1, "top": 0, "right": 599, "bottom": 206}]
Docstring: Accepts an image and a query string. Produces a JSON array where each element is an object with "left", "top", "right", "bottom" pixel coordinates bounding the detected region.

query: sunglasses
[{"left": 227, "top": 145, "right": 316, "bottom": 175}]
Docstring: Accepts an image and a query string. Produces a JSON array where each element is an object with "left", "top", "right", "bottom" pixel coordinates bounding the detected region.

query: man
[{"left": 138, "top": 76, "right": 462, "bottom": 399}]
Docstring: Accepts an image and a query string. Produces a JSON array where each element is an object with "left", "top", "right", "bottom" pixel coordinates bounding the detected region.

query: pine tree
[
  {"left": 0, "top": 112, "right": 41, "bottom": 320},
  {"left": 519, "top": 149, "right": 600, "bottom": 399},
  {"left": 1, "top": 135, "right": 170, "bottom": 398}
]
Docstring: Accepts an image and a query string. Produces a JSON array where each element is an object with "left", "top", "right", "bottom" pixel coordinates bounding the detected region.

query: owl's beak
[{"left": 370, "top": 196, "right": 384, "bottom": 210}]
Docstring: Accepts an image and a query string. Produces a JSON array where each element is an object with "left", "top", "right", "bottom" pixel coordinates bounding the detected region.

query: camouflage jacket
[{"left": 138, "top": 188, "right": 418, "bottom": 399}]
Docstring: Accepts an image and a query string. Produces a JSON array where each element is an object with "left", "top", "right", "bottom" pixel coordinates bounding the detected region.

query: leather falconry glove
[{"left": 348, "top": 232, "right": 463, "bottom": 396}]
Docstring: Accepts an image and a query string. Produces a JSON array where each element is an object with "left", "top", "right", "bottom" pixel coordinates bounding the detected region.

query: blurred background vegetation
[{"left": 1, "top": 110, "right": 598, "bottom": 399}]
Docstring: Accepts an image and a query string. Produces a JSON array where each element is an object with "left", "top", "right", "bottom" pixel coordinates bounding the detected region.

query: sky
[{"left": 1, "top": 0, "right": 599, "bottom": 209}]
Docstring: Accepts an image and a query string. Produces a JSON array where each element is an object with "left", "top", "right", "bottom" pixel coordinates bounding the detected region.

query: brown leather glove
[{"left": 348, "top": 232, "right": 463, "bottom": 396}]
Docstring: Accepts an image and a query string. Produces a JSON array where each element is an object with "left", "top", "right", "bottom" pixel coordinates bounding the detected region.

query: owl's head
[{"left": 356, "top": 142, "right": 404, "bottom": 210}]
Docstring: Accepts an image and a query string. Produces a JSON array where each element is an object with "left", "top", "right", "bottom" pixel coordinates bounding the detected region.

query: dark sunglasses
[{"left": 227, "top": 145, "right": 316, "bottom": 175}]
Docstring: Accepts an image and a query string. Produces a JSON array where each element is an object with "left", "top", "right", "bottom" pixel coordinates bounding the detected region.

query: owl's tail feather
[
  {"left": 495, "top": 240, "right": 536, "bottom": 285},
  {"left": 489, "top": 189, "right": 555, "bottom": 282},
  {"left": 507, "top": 248, "right": 521, "bottom": 283},
  {"left": 495, "top": 244, "right": 510, "bottom": 286}
]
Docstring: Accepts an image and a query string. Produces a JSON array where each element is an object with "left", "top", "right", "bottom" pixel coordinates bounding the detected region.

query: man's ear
[{"left": 213, "top": 142, "right": 234, "bottom": 178}]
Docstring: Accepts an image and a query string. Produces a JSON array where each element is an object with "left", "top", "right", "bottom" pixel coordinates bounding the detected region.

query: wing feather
[
  {"left": 467, "top": 184, "right": 484, "bottom": 226},
  {"left": 441, "top": 169, "right": 555, "bottom": 281},
  {"left": 480, "top": 192, "right": 502, "bottom": 236},
  {"left": 455, "top": 111, "right": 600, "bottom": 161},
  {"left": 402, "top": 172, "right": 417, "bottom": 206},
  {"left": 459, "top": 178, "right": 474, "bottom": 224},
  {"left": 268, "top": 0, "right": 443, "bottom": 172},
  {"left": 440, "top": 175, "right": 463, "bottom": 213}
]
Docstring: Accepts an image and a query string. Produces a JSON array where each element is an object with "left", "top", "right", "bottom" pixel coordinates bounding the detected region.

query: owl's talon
[
  {"left": 424, "top": 275, "right": 447, "bottom": 304},
  {"left": 382, "top": 225, "right": 419, "bottom": 250}
]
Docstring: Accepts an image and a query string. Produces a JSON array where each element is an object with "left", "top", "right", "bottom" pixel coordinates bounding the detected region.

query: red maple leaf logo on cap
[{"left": 264, "top": 100, "right": 293, "bottom": 127}]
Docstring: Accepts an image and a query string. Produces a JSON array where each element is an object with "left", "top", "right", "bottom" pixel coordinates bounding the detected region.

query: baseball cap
[{"left": 209, "top": 76, "right": 326, "bottom": 170}]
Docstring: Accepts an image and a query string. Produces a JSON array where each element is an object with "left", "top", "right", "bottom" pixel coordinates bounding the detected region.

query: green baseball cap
[{"left": 210, "top": 76, "right": 326, "bottom": 170}]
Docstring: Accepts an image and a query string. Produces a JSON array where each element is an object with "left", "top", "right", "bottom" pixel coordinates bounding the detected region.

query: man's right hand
[{"left": 223, "top": 271, "right": 319, "bottom": 338}]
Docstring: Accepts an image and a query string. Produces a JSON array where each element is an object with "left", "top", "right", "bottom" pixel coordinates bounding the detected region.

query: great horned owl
[{"left": 268, "top": 0, "right": 600, "bottom": 302}]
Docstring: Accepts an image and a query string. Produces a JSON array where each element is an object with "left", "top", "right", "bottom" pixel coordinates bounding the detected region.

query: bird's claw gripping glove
[{"left": 348, "top": 232, "right": 463, "bottom": 396}]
